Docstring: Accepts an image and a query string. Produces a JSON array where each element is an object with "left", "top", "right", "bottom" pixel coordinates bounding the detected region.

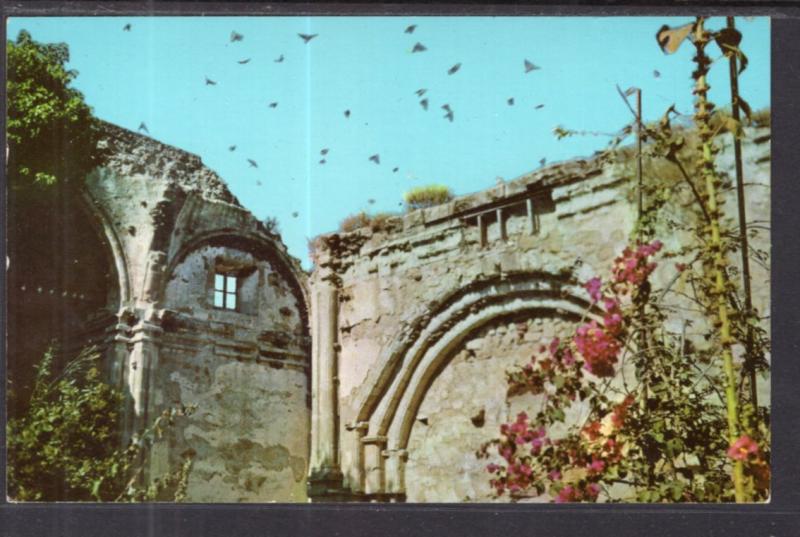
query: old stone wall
[
  {"left": 8, "top": 121, "right": 312, "bottom": 502},
  {"left": 308, "top": 127, "right": 770, "bottom": 502}
]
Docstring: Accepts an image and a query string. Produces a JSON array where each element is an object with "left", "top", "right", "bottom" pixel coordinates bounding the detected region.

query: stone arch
[
  {"left": 355, "top": 272, "right": 597, "bottom": 496},
  {"left": 78, "top": 189, "right": 132, "bottom": 306},
  {"left": 160, "top": 230, "right": 310, "bottom": 333}
]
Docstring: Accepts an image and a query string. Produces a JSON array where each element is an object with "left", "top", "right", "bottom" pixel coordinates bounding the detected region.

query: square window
[{"left": 214, "top": 272, "right": 238, "bottom": 310}]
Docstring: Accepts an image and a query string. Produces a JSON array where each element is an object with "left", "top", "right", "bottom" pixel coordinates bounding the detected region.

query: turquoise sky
[{"left": 6, "top": 16, "right": 770, "bottom": 268}]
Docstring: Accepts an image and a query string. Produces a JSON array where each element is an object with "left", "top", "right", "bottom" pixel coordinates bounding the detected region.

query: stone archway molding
[{"left": 352, "top": 271, "right": 597, "bottom": 497}]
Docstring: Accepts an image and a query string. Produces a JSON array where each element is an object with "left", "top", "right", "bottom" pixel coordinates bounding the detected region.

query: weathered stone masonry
[
  {"left": 305, "top": 127, "right": 770, "bottom": 502},
  {"left": 7, "top": 121, "right": 769, "bottom": 503}
]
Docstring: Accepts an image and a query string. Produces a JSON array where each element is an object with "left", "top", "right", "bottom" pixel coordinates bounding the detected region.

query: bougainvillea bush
[{"left": 478, "top": 240, "right": 770, "bottom": 502}]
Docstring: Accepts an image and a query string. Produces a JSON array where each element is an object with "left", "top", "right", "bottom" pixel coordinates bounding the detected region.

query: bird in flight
[
  {"left": 442, "top": 104, "right": 454, "bottom": 122},
  {"left": 393, "top": 167, "right": 399, "bottom": 173},
  {"left": 205, "top": 77, "right": 217, "bottom": 86},
  {"left": 123, "top": 23, "right": 131, "bottom": 31},
  {"left": 534, "top": 104, "right": 545, "bottom": 110},
  {"left": 247, "top": 159, "right": 258, "bottom": 168},
  {"left": 292, "top": 211, "right": 299, "bottom": 218},
  {"left": 405, "top": 24, "right": 417, "bottom": 34},
  {"left": 539, "top": 157, "right": 547, "bottom": 167},
  {"left": 229, "top": 145, "right": 237, "bottom": 152},
  {"left": 412, "top": 42, "right": 427, "bottom": 53},
  {"left": 320, "top": 148, "right": 329, "bottom": 155},
  {"left": 269, "top": 102, "right": 278, "bottom": 108},
  {"left": 138, "top": 122, "right": 148, "bottom": 133},
  {"left": 274, "top": 54, "right": 284, "bottom": 63},
  {"left": 298, "top": 33, "right": 318, "bottom": 43},
  {"left": 524, "top": 59, "right": 541, "bottom": 73},
  {"left": 653, "top": 69, "right": 661, "bottom": 78},
  {"left": 368, "top": 198, "right": 376, "bottom": 205},
  {"left": 319, "top": 159, "right": 327, "bottom": 165},
  {"left": 238, "top": 58, "right": 251, "bottom": 64},
  {"left": 507, "top": 97, "right": 515, "bottom": 106},
  {"left": 256, "top": 180, "right": 262, "bottom": 186},
  {"left": 447, "top": 63, "right": 462, "bottom": 75},
  {"left": 415, "top": 88, "right": 427, "bottom": 97},
  {"left": 419, "top": 98, "right": 429, "bottom": 111},
  {"left": 344, "top": 109, "right": 351, "bottom": 118},
  {"left": 369, "top": 154, "right": 380, "bottom": 164},
  {"left": 231, "top": 31, "right": 244, "bottom": 43}
]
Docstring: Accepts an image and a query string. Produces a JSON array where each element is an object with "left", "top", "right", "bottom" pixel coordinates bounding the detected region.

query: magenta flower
[
  {"left": 727, "top": 435, "right": 760, "bottom": 461},
  {"left": 584, "top": 277, "right": 603, "bottom": 302}
]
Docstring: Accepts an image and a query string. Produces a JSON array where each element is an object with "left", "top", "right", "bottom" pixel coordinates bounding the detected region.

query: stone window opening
[{"left": 214, "top": 272, "right": 239, "bottom": 311}]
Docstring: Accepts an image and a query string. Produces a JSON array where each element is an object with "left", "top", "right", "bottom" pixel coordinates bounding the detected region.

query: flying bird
[
  {"left": 292, "top": 211, "right": 299, "bottom": 218},
  {"left": 123, "top": 23, "right": 131, "bottom": 31},
  {"left": 539, "top": 158, "right": 547, "bottom": 167},
  {"left": 138, "top": 122, "right": 148, "bottom": 133},
  {"left": 269, "top": 102, "right": 278, "bottom": 108},
  {"left": 419, "top": 98, "right": 429, "bottom": 110},
  {"left": 319, "top": 159, "right": 327, "bottom": 165},
  {"left": 205, "top": 77, "right": 217, "bottom": 85},
  {"left": 653, "top": 69, "right": 661, "bottom": 78},
  {"left": 392, "top": 167, "right": 399, "bottom": 173},
  {"left": 344, "top": 109, "right": 351, "bottom": 118},
  {"left": 298, "top": 33, "right": 318, "bottom": 43},
  {"left": 247, "top": 159, "right": 258, "bottom": 168},
  {"left": 320, "top": 148, "right": 329, "bottom": 155},
  {"left": 447, "top": 63, "right": 461, "bottom": 75},
  {"left": 507, "top": 97, "right": 515, "bottom": 106},
  {"left": 442, "top": 104, "right": 454, "bottom": 122},
  {"left": 534, "top": 103, "right": 545, "bottom": 110},
  {"left": 524, "top": 59, "right": 541, "bottom": 73},
  {"left": 228, "top": 145, "right": 236, "bottom": 152},
  {"left": 415, "top": 88, "right": 427, "bottom": 97},
  {"left": 368, "top": 198, "right": 375, "bottom": 205},
  {"left": 274, "top": 54, "right": 284, "bottom": 63},
  {"left": 230, "top": 31, "right": 244, "bottom": 43},
  {"left": 256, "top": 180, "right": 262, "bottom": 186},
  {"left": 369, "top": 154, "right": 380, "bottom": 164},
  {"left": 405, "top": 24, "right": 417, "bottom": 34},
  {"left": 238, "top": 58, "right": 251, "bottom": 64},
  {"left": 412, "top": 42, "right": 427, "bottom": 53}
]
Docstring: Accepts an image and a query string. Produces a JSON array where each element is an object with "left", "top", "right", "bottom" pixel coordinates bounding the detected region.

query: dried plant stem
[{"left": 692, "top": 17, "right": 747, "bottom": 502}]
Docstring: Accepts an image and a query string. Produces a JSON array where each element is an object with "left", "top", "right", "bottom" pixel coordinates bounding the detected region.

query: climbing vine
[{"left": 478, "top": 17, "right": 770, "bottom": 503}]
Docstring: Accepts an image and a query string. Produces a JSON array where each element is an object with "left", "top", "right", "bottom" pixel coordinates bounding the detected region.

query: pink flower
[
  {"left": 486, "top": 463, "right": 500, "bottom": 473},
  {"left": 549, "top": 337, "right": 561, "bottom": 357},
  {"left": 584, "top": 277, "right": 603, "bottom": 303},
  {"left": 587, "top": 457, "right": 606, "bottom": 474},
  {"left": 727, "top": 435, "right": 760, "bottom": 461},
  {"left": 547, "top": 470, "right": 562, "bottom": 481},
  {"left": 555, "top": 485, "right": 575, "bottom": 503},
  {"left": 562, "top": 348, "right": 576, "bottom": 366},
  {"left": 586, "top": 483, "right": 601, "bottom": 498}
]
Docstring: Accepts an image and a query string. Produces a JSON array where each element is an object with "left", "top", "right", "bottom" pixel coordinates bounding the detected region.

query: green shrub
[
  {"left": 403, "top": 185, "right": 454, "bottom": 211},
  {"left": 6, "top": 347, "right": 194, "bottom": 502},
  {"left": 338, "top": 211, "right": 399, "bottom": 233}
]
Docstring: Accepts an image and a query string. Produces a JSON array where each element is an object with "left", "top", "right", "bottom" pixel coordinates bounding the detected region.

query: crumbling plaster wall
[
  {"left": 82, "top": 122, "right": 311, "bottom": 502},
  {"left": 309, "top": 127, "right": 771, "bottom": 501}
]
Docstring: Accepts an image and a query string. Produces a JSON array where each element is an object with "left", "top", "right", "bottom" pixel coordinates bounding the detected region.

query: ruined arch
[{"left": 355, "top": 272, "right": 597, "bottom": 496}]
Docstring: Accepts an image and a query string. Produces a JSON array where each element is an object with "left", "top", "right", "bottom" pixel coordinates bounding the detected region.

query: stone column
[
  {"left": 126, "top": 319, "right": 163, "bottom": 435},
  {"left": 343, "top": 421, "right": 369, "bottom": 493},
  {"left": 383, "top": 448, "right": 408, "bottom": 497},
  {"left": 308, "top": 271, "right": 344, "bottom": 495},
  {"left": 362, "top": 435, "right": 387, "bottom": 496}
]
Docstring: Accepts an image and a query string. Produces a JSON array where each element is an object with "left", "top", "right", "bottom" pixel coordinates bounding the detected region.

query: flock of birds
[{"left": 126, "top": 22, "right": 553, "bottom": 218}]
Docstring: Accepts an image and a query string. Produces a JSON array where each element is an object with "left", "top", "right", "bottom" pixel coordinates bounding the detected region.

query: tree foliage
[
  {"left": 6, "top": 29, "right": 99, "bottom": 189},
  {"left": 7, "top": 347, "right": 195, "bottom": 502}
]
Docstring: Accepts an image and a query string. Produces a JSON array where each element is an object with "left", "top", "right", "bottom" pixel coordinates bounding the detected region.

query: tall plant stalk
[{"left": 691, "top": 16, "right": 747, "bottom": 502}]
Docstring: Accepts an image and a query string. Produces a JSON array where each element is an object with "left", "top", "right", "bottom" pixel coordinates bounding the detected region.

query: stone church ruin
[{"left": 6, "top": 120, "right": 771, "bottom": 502}]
